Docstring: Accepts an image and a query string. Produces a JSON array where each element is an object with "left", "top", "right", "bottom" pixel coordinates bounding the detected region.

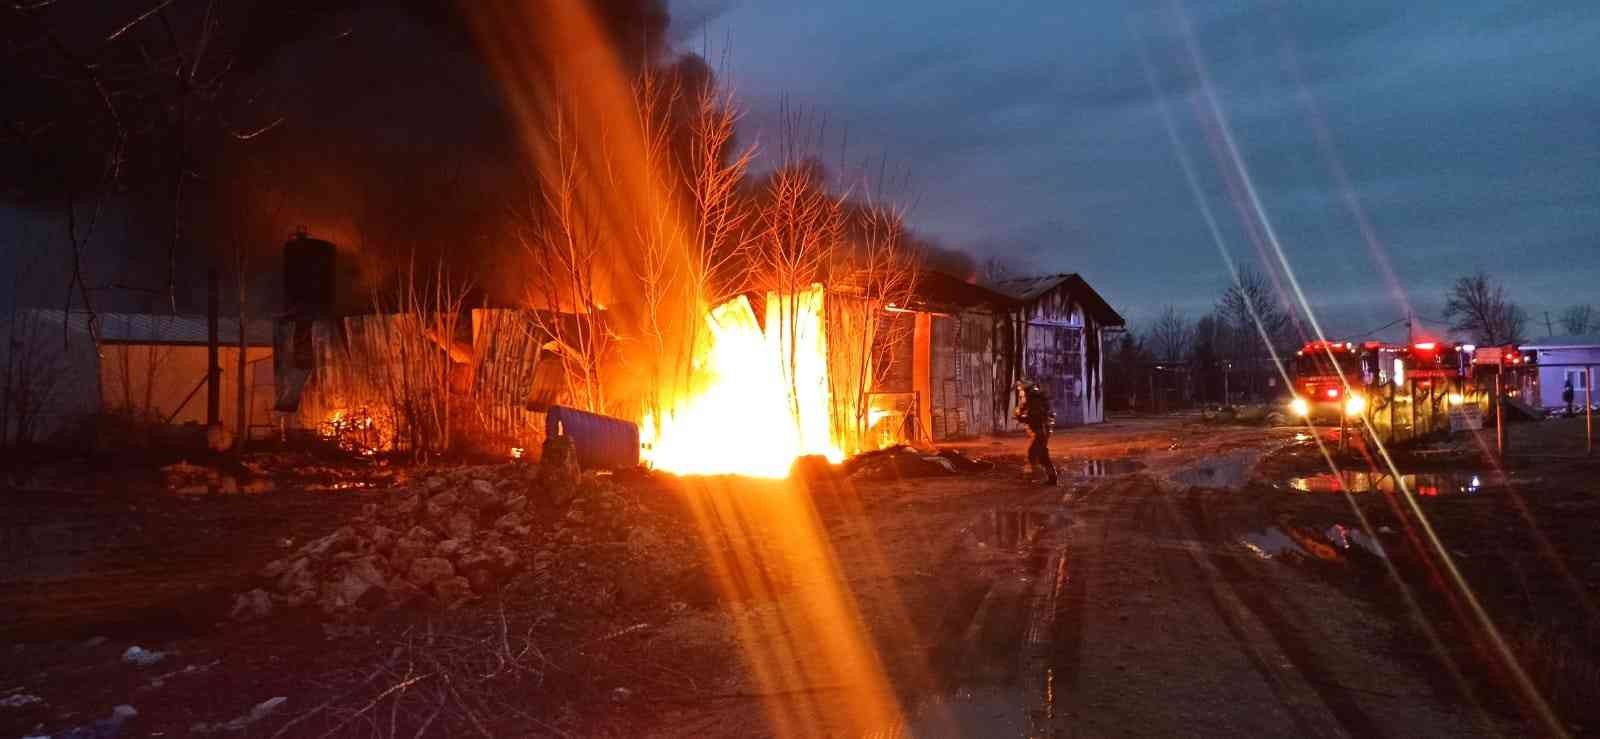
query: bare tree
[
  {"left": 1147, "top": 305, "right": 1194, "bottom": 363},
  {"left": 516, "top": 103, "right": 614, "bottom": 415},
  {"left": 1217, "top": 266, "right": 1293, "bottom": 358},
  {"left": 828, "top": 197, "right": 919, "bottom": 453},
  {"left": 682, "top": 67, "right": 759, "bottom": 310},
  {"left": 8, "top": 1, "right": 290, "bottom": 319},
  {"left": 631, "top": 60, "right": 758, "bottom": 425},
  {"left": 1443, "top": 271, "right": 1526, "bottom": 345},
  {"left": 1560, "top": 304, "right": 1594, "bottom": 336},
  {"left": 630, "top": 64, "right": 687, "bottom": 426},
  {"left": 753, "top": 107, "right": 844, "bottom": 427}
]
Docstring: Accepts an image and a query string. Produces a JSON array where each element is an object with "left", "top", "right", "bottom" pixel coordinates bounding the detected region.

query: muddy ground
[{"left": 3, "top": 417, "right": 1596, "bottom": 737}]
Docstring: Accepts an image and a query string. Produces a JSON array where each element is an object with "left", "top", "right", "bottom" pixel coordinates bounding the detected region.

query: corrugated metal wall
[
  {"left": 1024, "top": 323, "right": 1085, "bottom": 426},
  {"left": 929, "top": 311, "right": 998, "bottom": 440}
]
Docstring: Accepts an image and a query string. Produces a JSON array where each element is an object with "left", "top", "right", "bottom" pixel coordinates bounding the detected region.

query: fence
[
  {"left": 1360, "top": 365, "right": 1595, "bottom": 456},
  {"left": 1363, "top": 376, "right": 1491, "bottom": 445}
]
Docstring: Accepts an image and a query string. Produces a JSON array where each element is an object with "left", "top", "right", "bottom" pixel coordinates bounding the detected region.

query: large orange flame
[{"left": 641, "top": 285, "right": 843, "bottom": 478}]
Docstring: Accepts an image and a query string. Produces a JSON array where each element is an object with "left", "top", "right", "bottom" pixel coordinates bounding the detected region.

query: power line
[{"left": 1354, "top": 316, "right": 1407, "bottom": 338}]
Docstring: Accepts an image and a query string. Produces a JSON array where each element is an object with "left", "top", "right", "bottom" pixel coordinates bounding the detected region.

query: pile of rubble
[
  {"left": 233, "top": 438, "right": 690, "bottom": 619},
  {"left": 843, "top": 445, "right": 995, "bottom": 480}
]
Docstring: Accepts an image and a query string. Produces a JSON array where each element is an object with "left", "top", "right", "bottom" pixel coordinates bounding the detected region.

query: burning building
[{"left": 266, "top": 226, "right": 1123, "bottom": 474}]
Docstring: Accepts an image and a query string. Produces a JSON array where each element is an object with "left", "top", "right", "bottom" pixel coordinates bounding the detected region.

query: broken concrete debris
[
  {"left": 843, "top": 445, "right": 993, "bottom": 480},
  {"left": 235, "top": 458, "right": 690, "bottom": 618}
]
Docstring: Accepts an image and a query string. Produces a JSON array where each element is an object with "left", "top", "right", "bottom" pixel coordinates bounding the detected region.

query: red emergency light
[{"left": 1299, "top": 341, "right": 1354, "bottom": 355}]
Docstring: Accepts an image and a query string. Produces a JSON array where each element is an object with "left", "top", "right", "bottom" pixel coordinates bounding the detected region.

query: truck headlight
[
  {"left": 1343, "top": 393, "right": 1366, "bottom": 417},
  {"left": 1290, "top": 397, "right": 1310, "bottom": 417}
]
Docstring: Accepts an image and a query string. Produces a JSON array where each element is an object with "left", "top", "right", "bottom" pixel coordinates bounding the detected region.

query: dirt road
[
  {"left": 8, "top": 418, "right": 1580, "bottom": 737},
  {"left": 645, "top": 419, "right": 1505, "bottom": 737}
]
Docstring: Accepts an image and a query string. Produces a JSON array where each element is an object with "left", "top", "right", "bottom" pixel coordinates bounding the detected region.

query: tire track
[{"left": 1175, "top": 489, "right": 1386, "bottom": 739}]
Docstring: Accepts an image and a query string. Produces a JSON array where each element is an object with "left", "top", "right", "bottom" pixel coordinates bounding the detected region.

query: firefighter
[
  {"left": 1563, "top": 378, "right": 1575, "bottom": 416},
  {"left": 1014, "top": 379, "right": 1058, "bottom": 486}
]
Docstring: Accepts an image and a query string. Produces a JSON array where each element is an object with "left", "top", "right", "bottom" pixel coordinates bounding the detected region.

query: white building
[
  {"left": 1521, "top": 334, "right": 1600, "bottom": 410},
  {"left": 0, "top": 309, "right": 274, "bottom": 444}
]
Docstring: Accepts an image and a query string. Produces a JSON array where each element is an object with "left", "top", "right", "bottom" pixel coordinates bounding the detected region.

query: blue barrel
[{"left": 544, "top": 406, "right": 640, "bottom": 470}]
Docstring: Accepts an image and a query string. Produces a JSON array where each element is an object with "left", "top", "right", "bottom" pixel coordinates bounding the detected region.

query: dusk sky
[{"left": 673, "top": 1, "right": 1600, "bottom": 338}]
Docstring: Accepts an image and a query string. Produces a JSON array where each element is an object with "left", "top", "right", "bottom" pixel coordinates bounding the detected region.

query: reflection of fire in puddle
[
  {"left": 169, "top": 477, "right": 276, "bottom": 496},
  {"left": 303, "top": 481, "right": 379, "bottom": 492},
  {"left": 1070, "top": 459, "right": 1145, "bottom": 477},
  {"left": 968, "top": 510, "right": 1064, "bottom": 551},
  {"left": 169, "top": 478, "right": 378, "bottom": 495},
  {"left": 1241, "top": 522, "right": 1386, "bottom": 561},
  {"left": 1285, "top": 471, "right": 1489, "bottom": 496}
]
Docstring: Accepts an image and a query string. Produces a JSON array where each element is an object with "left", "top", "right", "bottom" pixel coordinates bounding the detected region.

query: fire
[
  {"left": 321, "top": 409, "right": 382, "bottom": 456},
  {"left": 641, "top": 285, "right": 843, "bottom": 478}
]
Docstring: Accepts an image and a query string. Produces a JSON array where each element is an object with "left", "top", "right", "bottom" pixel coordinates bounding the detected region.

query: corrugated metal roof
[
  {"left": 20, "top": 309, "right": 274, "bottom": 346},
  {"left": 992, "top": 274, "right": 1075, "bottom": 302},
  {"left": 991, "top": 273, "right": 1125, "bottom": 327},
  {"left": 906, "top": 270, "right": 1018, "bottom": 311},
  {"left": 1522, "top": 333, "right": 1600, "bottom": 350}
]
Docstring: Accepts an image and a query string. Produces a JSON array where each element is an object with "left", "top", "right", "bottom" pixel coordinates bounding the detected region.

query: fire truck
[
  {"left": 1286, "top": 339, "right": 1530, "bottom": 425},
  {"left": 1286, "top": 341, "right": 1372, "bottom": 422},
  {"left": 1398, "top": 341, "right": 1472, "bottom": 386}
]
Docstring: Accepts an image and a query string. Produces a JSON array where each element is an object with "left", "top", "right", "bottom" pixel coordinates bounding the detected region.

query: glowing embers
[
  {"left": 641, "top": 285, "right": 844, "bottom": 478},
  {"left": 321, "top": 409, "right": 383, "bottom": 456}
]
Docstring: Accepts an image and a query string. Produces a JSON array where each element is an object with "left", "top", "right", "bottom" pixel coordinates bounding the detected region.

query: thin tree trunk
[{"left": 234, "top": 244, "right": 248, "bottom": 452}]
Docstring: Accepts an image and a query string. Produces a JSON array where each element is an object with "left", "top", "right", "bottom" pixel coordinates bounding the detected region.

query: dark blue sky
[{"left": 673, "top": 0, "right": 1600, "bottom": 338}]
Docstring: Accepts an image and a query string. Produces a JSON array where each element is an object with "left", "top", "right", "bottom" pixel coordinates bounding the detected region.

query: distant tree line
[
  {"left": 1106, "top": 266, "right": 1584, "bottom": 414},
  {"left": 1106, "top": 266, "right": 1300, "bottom": 411}
]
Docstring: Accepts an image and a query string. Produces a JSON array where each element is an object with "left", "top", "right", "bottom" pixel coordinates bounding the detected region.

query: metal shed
[{"left": 992, "top": 274, "right": 1126, "bottom": 427}]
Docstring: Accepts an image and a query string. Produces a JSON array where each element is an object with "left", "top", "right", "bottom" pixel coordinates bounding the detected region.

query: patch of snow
[
  {"left": 191, "top": 696, "right": 287, "bottom": 734},
  {"left": 1, "top": 692, "right": 44, "bottom": 708},
  {"left": 121, "top": 646, "right": 167, "bottom": 666}
]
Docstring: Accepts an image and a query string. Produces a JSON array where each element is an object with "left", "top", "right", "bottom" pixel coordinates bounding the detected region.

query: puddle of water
[
  {"left": 1240, "top": 528, "right": 1306, "bottom": 560},
  {"left": 1069, "top": 458, "right": 1145, "bottom": 477},
  {"left": 1240, "top": 523, "right": 1387, "bottom": 562},
  {"left": 969, "top": 510, "right": 1063, "bottom": 551},
  {"left": 1285, "top": 471, "right": 1487, "bottom": 496},
  {"left": 1167, "top": 450, "right": 1258, "bottom": 490}
]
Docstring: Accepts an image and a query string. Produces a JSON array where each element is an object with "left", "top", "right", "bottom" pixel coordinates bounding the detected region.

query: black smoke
[{"left": 3, "top": 0, "right": 675, "bottom": 311}]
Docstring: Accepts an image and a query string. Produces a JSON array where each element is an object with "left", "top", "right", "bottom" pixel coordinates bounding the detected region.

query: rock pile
[{"left": 235, "top": 458, "right": 626, "bottom": 618}]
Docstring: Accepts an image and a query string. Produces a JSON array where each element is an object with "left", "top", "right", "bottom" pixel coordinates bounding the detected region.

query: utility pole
[
  {"left": 206, "top": 266, "right": 220, "bottom": 430},
  {"left": 1544, "top": 311, "right": 1554, "bottom": 337},
  {"left": 1406, "top": 312, "right": 1414, "bottom": 345}
]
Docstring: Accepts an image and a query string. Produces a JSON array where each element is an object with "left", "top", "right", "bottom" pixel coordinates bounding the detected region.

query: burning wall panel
[
  {"left": 279, "top": 310, "right": 550, "bottom": 455},
  {"left": 642, "top": 286, "right": 843, "bottom": 478}
]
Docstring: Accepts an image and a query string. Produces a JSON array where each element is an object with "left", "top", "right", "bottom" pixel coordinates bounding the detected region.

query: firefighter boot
[{"left": 1042, "top": 461, "right": 1058, "bottom": 487}]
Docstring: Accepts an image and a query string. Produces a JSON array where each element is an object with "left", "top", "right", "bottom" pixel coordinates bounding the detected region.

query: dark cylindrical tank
[
  {"left": 283, "top": 230, "right": 337, "bottom": 317},
  {"left": 544, "top": 406, "right": 641, "bottom": 470}
]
